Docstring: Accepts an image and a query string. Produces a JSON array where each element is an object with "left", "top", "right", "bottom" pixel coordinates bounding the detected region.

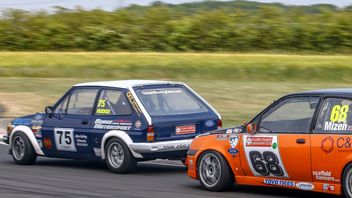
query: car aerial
[
  {"left": 186, "top": 89, "right": 352, "bottom": 198},
  {"left": 4, "top": 80, "right": 221, "bottom": 173}
]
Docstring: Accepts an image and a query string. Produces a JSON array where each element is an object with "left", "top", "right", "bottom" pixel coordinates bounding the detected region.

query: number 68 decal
[
  {"left": 249, "top": 151, "right": 284, "bottom": 176},
  {"left": 244, "top": 135, "right": 288, "bottom": 178}
]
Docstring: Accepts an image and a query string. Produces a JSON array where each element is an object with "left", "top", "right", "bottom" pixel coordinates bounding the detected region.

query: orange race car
[{"left": 187, "top": 89, "right": 352, "bottom": 197}]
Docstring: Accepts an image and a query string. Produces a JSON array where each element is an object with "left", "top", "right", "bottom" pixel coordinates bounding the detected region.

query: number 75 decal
[
  {"left": 244, "top": 135, "right": 289, "bottom": 178},
  {"left": 54, "top": 128, "right": 76, "bottom": 152}
]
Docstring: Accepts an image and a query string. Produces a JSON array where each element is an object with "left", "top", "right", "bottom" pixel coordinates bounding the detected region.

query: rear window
[{"left": 135, "top": 86, "right": 208, "bottom": 116}]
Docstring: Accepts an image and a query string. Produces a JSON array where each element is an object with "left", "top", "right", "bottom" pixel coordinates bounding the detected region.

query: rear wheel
[
  {"left": 105, "top": 138, "right": 137, "bottom": 174},
  {"left": 343, "top": 164, "right": 352, "bottom": 198},
  {"left": 197, "top": 150, "right": 234, "bottom": 191},
  {"left": 11, "top": 132, "right": 37, "bottom": 165}
]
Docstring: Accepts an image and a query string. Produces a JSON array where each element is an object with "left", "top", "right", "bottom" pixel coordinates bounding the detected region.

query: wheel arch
[
  {"left": 340, "top": 161, "right": 352, "bottom": 197},
  {"left": 341, "top": 161, "right": 352, "bottom": 184},
  {"left": 101, "top": 130, "right": 143, "bottom": 159},
  {"left": 10, "top": 125, "right": 44, "bottom": 156},
  {"left": 196, "top": 148, "right": 235, "bottom": 180}
]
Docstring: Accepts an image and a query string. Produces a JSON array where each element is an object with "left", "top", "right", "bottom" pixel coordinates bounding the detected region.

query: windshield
[{"left": 135, "top": 86, "right": 209, "bottom": 116}]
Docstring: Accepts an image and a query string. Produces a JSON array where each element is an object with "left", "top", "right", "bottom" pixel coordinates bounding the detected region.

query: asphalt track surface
[{"left": 0, "top": 141, "right": 341, "bottom": 198}]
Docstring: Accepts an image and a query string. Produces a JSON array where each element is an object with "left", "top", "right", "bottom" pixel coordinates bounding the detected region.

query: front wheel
[
  {"left": 105, "top": 138, "right": 137, "bottom": 174},
  {"left": 11, "top": 132, "right": 37, "bottom": 165},
  {"left": 197, "top": 150, "right": 234, "bottom": 191},
  {"left": 343, "top": 164, "right": 352, "bottom": 198}
]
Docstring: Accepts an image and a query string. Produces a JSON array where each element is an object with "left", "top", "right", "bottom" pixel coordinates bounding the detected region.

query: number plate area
[
  {"left": 175, "top": 125, "right": 196, "bottom": 135},
  {"left": 54, "top": 128, "right": 76, "bottom": 152},
  {"left": 244, "top": 135, "right": 288, "bottom": 178}
]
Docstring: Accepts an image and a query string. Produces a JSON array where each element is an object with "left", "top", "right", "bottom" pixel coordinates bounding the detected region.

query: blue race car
[{"left": 4, "top": 80, "right": 221, "bottom": 173}]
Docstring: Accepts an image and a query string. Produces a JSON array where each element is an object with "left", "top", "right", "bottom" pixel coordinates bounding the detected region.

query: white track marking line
[{"left": 139, "top": 161, "right": 185, "bottom": 168}]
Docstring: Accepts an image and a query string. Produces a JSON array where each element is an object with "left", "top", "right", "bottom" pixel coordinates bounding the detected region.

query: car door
[
  {"left": 311, "top": 97, "right": 352, "bottom": 190},
  {"left": 240, "top": 96, "right": 320, "bottom": 183},
  {"left": 89, "top": 88, "right": 145, "bottom": 157},
  {"left": 41, "top": 87, "right": 99, "bottom": 158}
]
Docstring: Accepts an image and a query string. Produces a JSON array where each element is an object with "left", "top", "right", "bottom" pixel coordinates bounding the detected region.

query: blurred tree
[{"left": 0, "top": 0, "right": 351, "bottom": 52}]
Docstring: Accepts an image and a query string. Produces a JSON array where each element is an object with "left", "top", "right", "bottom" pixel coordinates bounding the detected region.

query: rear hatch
[{"left": 134, "top": 83, "right": 220, "bottom": 142}]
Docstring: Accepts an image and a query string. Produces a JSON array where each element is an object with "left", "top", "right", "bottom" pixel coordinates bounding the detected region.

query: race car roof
[
  {"left": 74, "top": 80, "right": 179, "bottom": 89},
  {"left": 295, "top": 89, "right": 352, "bottom": 96}
]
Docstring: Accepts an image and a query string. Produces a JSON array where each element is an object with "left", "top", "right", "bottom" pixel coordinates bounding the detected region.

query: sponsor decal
[
  {"left": 204, "top": 120, "right": 215, "bottom": 127},
  {"left": 246, "top": 137, "right": 273, "bottom": 147},
  {"left": 323, "top": 184, "right": 335, "bottom": 192},
  {"left": 324, "top": 122, "right": 347, "bottom": 131},
  {"left": 228, "top": 148, "right": 239, "bottom": 155},
  {"left": 126, "top": 92, "right": 143, "bottom": 116},
  {"left": 135, "top": 120, "right": 142, "bottom": 129},
  {"left": 229, "top": 135, "right": 239, "bottom": 148},
  {"left": 94, "top": 119, "right": 132, "bottom": 130},
  {"left": 226, "top": 129, "right": 233, "bottom": 134},
  {"left": 272, "top": 142, "right": 278, "bottom": 149},
  {"left": 321, "top": 136, "right": 352, "bottom": 153},
  {"left": 216, "top": 134, "right": 230, "bottom": 140},
  {"left": 233, "top": 127, "right": 242, "bottom": 133},
  {"left": 336, "top": 137, "right": 352, "bottom": 152},
  {"left": 264, "top": 179, "right": 295, "bottom": 187},
  {"left": 321, "top": 137, "right": 334, "bottom": 154},
  {"left": 176, "top": 125, "right": 196, "bottom": 135},
  {"left": 141, "top": 89, "right": 182, "bottom": 95},
  {"left": 313, "top": 171, "right": 338, "bottom": 182},
  {"left": 296, "top": 182, "right": 314, "bottom": 191},
  {"left": 75, "top": 134, "right": 88, "bottom": 147},
  {"left": 159, "top": 143, "right": 190, "bottom": 152}
]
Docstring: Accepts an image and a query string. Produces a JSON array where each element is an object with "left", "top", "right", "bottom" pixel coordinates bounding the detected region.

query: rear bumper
[{"left": 129, "top": 139, "right": 192, "bottom": 154}]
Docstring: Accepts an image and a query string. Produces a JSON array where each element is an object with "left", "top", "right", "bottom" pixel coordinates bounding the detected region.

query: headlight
[{"left": 6, "top": 124, "right": 14, "bottom": 136}]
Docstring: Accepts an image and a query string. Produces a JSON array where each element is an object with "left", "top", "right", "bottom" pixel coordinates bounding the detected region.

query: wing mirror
[
  {"left": 246, "top": 123, "right": 257, "bottom": 134},
  {"left": 45, "top": 106, "right": 55, "bottom": 116}
]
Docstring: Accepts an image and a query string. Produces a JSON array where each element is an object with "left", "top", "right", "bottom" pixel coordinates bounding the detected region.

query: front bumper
[
  {"left": 187, "top": 155, "right": 198, "bottom": 179},
  {"left": 129, "top": 139, "right": 192, "bottom": 154}
]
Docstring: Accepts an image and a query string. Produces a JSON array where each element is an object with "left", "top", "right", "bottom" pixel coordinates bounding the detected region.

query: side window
[
  {"left": 95, "top": 89, "right": 132, "bottom": 116},
  {"left": 54, "top": 95, "right": 69, "bottom": 114},
  {"left": 66, "top": 89, "right": 99, "bottom": 115},
  {"left": 315, "top": 98, "right": 352, "bottom": 133},
  {"left": 259, "top": 97, "right": 319, "bottom": 133}
]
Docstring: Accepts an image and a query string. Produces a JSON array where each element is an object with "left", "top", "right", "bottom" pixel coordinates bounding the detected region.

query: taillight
[
  {"left": 217, "top": 119, "right": 222, "bottom": 130},
  {"left": 147, "top": 125, "right": 155, "bottom": 142}
]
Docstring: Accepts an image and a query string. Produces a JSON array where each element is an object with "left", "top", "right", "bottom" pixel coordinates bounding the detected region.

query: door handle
[
  {"left": 296, "top": 139, "right": 306, "bottom": 144},
  {"left": 81, "top": 119, "right": 89, "bottom": 125}
]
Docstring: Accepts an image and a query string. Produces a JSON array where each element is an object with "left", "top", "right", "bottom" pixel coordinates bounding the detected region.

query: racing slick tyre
[
  {"left": 105, "top": 137, "right": 137, "bottom": 174},
  {"left": 11, "top": 132, "right": 37, "bottom": 165},
  {"left": 197, "top": 150, "right": 234, "bottom": 191},
  {"left": 342, "top": 164, "right": 352, "bottom": 198}
]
